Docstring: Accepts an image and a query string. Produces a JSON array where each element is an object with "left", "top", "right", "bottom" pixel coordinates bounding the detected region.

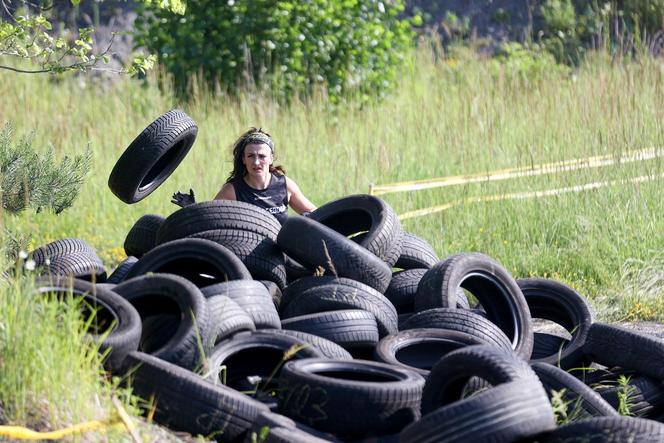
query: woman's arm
[
  {"left": 286, "top": 177, "right": 316, "bottom": 214},
  {"left": 214, "top": 182, "right": 236, "bottom": 200}
]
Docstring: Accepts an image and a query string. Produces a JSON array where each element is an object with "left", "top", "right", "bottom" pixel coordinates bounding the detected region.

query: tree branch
[
  {"left": 0, "top": 64, "right": 52, "bottom": 73},
  {"left": 0, "top": 59, "right": 98, "bottom": 73}
]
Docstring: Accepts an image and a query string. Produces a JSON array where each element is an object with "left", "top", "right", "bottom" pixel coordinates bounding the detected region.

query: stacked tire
[
  {"left": 26, "top": 238, "right": 107, "bottom": 282},
  {"left": 28, "top": 195, "right": 664, "bottom": 443},
  {"left": 20, "top": 110, "right": 664, "bottom": 442}
]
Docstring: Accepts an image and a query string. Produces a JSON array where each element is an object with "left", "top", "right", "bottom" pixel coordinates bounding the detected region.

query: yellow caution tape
[
  {"left": 0, "top": 418, "right": 121, "bottom": 440},
  {"left": 398, "top": 173, "right": 664, "bottom": 221},
  {"left": 370, "top": 147, "right": 664, "bottom": 196},
  {"left": 0, "top": 395, "right": 142, "bottom": 441}
]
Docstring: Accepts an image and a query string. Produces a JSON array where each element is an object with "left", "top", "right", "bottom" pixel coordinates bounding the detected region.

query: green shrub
[
  {"left": 541, "top": 0, "right": 577, "bottom": 34},
  {"left": 0, "top": 122, "right": 91, "bottom": 214},
  {"left": 536, "top": 0, "right": 664, "bottom": 65},
  {"left": 538, "top": 0, "right": 587, "bottom": 65},
  {"left": 441, "top": 11, "right": 471, "bottom": 39},
  {"left": 135, "top": 0, "right": 417, "bottom": 102},
  {"left": 622, "top": 0, "right": 664, "bottom": 35},
  {"left": 491, "top": 42, "right": 570, "bottom": 80}
]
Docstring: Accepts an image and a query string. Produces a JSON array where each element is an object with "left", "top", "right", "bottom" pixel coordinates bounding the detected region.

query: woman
[{"left": 172, "top": 128, "right": 315, "bottom": 224}]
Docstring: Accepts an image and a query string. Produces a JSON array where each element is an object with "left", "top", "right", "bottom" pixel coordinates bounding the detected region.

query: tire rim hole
[
  {"left": 460, "top": 272, "right": 520, "bottom": 348},
  {"left": 395, "top": 339, "right": 466, "bottom": 372},
  {"left": 139, "top": 139, "right": 189, "bottom": 192}
]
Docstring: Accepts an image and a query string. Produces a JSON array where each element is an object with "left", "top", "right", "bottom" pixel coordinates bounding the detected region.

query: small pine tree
[{"left": 0, "top": 122, "right": 91, "bottom": 214}]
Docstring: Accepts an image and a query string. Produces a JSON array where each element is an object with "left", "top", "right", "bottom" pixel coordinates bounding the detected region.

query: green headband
[{"left": 244, "top": 132, "right": 274, "bottom": 152}]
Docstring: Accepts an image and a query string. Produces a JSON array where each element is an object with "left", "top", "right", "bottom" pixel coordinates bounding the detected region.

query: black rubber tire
[
  {"left": 385, "top": 269, "right": 427, "bottom": 313},
  {"left": 189, "top": 229, "right": 286, "bottom": 289},
  {"left": 309, "top": 194, "right": 404, "bottom": 267},
  {"left": 577, "top": 366, "right": 634, "bottom": 386},
  {"left": 394, "top": 232, "right": 439, "bottom": 270},
  {"left": 420, "top": 344, "right": 540, "bottom": 415},
  {"left": 532, "top": 332, "right": 571, "bottom": 361},
  {"left": 583, "top": 322, "right": 664, "bottom": 380},
  {"left": 374, "top": 328, "right": 489, "bottom": 377},
  {"left": 535, "top": 416, "right": 664, "bottom": 443},
  {"left": 138, "top": 314, "right": 179, "bottom": 354},
  {"left": 106, "top": 256, "right": 138, "bottom": 284},
  {"left": 123, "top": 351, "right": 269, "bottom": 442},
  {"left": 243, "top": 411, "right": 337, "bottom": 443},
  {"left": 248, "top": 425, "right": 335, "bottom": 443},
  {"left": 156, "top": 200, "right": 282, "bottom": 243},
  {"left": 354, "top": 434, "right": 400, "bottom": 443},
  {"left": 206, "top": 295, "right": 256, "bottom": 346},
  {"left": 398, "top": 313, "right": 414, "bottom": 329},
  {"left": 259, "top": 280, "right": 283, "bottom": 309},
  {"left": 399, "top": 379, "right": 555, "bottom": 443},
  {"left": 518, "top": 277, "right": 594, "bottom": 369},
  {"left": 123, "top": 214, "right": 165, "bottom": 258},
  {"left": 29, "top": 238, "right": 96, "bottom": 265},
  {"left": 281, "top": 309, "right": 379, "bottom": 351},
  {"left": 597, "top": 376, "right": 664, "bottom": 419},
  {"left": 95, "top": 282, "right": 117, "bottom": 291},
  {"left": 42, "top": 251, "right": 107, "bottom": 283},
  {"left": 108, "top": 109, "right": 197, "bottom": 204},
  {"left": 124, "top": 237, "right": 252, "bottom": 287},
  {"left": 531, "top": 362, "right": 619, "bottom": 419},
  {"left": 205, "top": 331, "right": 326, "bottom": 402},
  {"left": 113, "top": 273, "right": 211, "bottom": 370},
  {"left": 455, "top": 290, "right": 470, "bottom": 310},
  {"left": 278, "top": 358, "right": 424, "bottom": 438},
  {"left": 279, "top": 276, "right": 398, "bottom": 337},
  {"left": 399, "top": 308, "right": 513, "bottom": 352},
  {"left": 201, "top": 280, "right": 281, "bottom": 330},
  {"left": 264, "top": 329, "right": 353, "bottom": 360},
  {"left": 284, "top": 255, "right": 314, "bottom": 284},
  {"left": 34, "top": 276, "right": 141, "bottom": 371},
  {"left": 277, "top": 216, "right": 392, "bottom": 293},
  {"left": 415, "top": 252, "right": 534, "bottom": 360}
]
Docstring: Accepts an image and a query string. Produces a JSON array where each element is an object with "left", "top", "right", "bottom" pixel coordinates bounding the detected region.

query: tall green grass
[
  {"left": 0, "top": 274, "right": 140, "bottom": 439},
  {"left": 2, "top": 45, "right": 664, "bottom": 312},
  {"left": 2, "top": 40, "right": 664, "bottom": 438}
]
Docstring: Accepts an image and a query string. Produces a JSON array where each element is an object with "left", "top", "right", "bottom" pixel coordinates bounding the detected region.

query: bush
[
  {"left": 622, "top": 0, "right": 664, "bottom": 36},
  {"left": 0, "top": 123, "right": 91, "bottom": 214},
  {"left": 537, "top": 0, "right": 664, "bottom": 65},
  {"left": 540, "top": 0, "right": 577, "bottom": 35},
  {"left": 491, "top": 42, "right": 570, "bottom": 81},
  {"left": 135, "top": 0, "right": 417, "bottom": 102},
  {"left": 537, "top": 0, "right": 590, "bottom": 65}
]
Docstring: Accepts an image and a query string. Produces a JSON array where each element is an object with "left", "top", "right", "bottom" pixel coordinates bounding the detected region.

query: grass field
[{"left": 1, "top": 43, "right": 664, "bottom": 436}]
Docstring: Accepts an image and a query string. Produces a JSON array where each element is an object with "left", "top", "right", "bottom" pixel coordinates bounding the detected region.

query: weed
[
  {"left": 616, "top": 374, "right": 637, "bottom": 416},
  {"left": 550, "top": 387, "right": 587, "bottom": 425}
]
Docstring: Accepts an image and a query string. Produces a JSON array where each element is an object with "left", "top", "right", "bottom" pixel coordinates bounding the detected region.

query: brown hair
[{"left": 225, "top": 127, "right": 286, "bottom": 184}]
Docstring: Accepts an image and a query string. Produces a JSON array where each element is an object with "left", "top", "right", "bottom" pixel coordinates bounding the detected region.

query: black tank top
[{"left": 232, "top": 173, "right": 289, "bottom": 225}]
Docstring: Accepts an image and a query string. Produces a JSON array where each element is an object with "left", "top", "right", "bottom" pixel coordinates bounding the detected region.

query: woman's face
[{"left": 242, "top": 143, "right": 273, "bottom": 178}]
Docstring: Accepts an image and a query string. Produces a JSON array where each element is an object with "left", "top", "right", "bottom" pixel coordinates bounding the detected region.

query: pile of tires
[
  {"left": 22, "top": 111, "right": 664, "bottom": 441},
  {"left": 27, "top": 194, "right": 664, "bottom": 442}
]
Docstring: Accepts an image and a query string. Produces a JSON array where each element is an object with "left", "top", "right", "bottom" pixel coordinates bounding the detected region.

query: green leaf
[
  {"left": 134, "top": 0, "right": 414, "bottom": 102},
  {"left": 35, "top": 16, "right": 52, "bottom": 31}
]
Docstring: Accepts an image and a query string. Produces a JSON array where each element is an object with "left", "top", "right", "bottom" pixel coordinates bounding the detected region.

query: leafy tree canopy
[
  {"left": 136, "top": 0, "right": 419, "bottom": 102},
  {"left": 0, "top": 0, "right": 185, "bottom": 75}
]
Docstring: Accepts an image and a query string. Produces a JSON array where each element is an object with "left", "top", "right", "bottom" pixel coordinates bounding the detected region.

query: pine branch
[{"left": 0, "top": 122, "right": 92, "bottom": 214}]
